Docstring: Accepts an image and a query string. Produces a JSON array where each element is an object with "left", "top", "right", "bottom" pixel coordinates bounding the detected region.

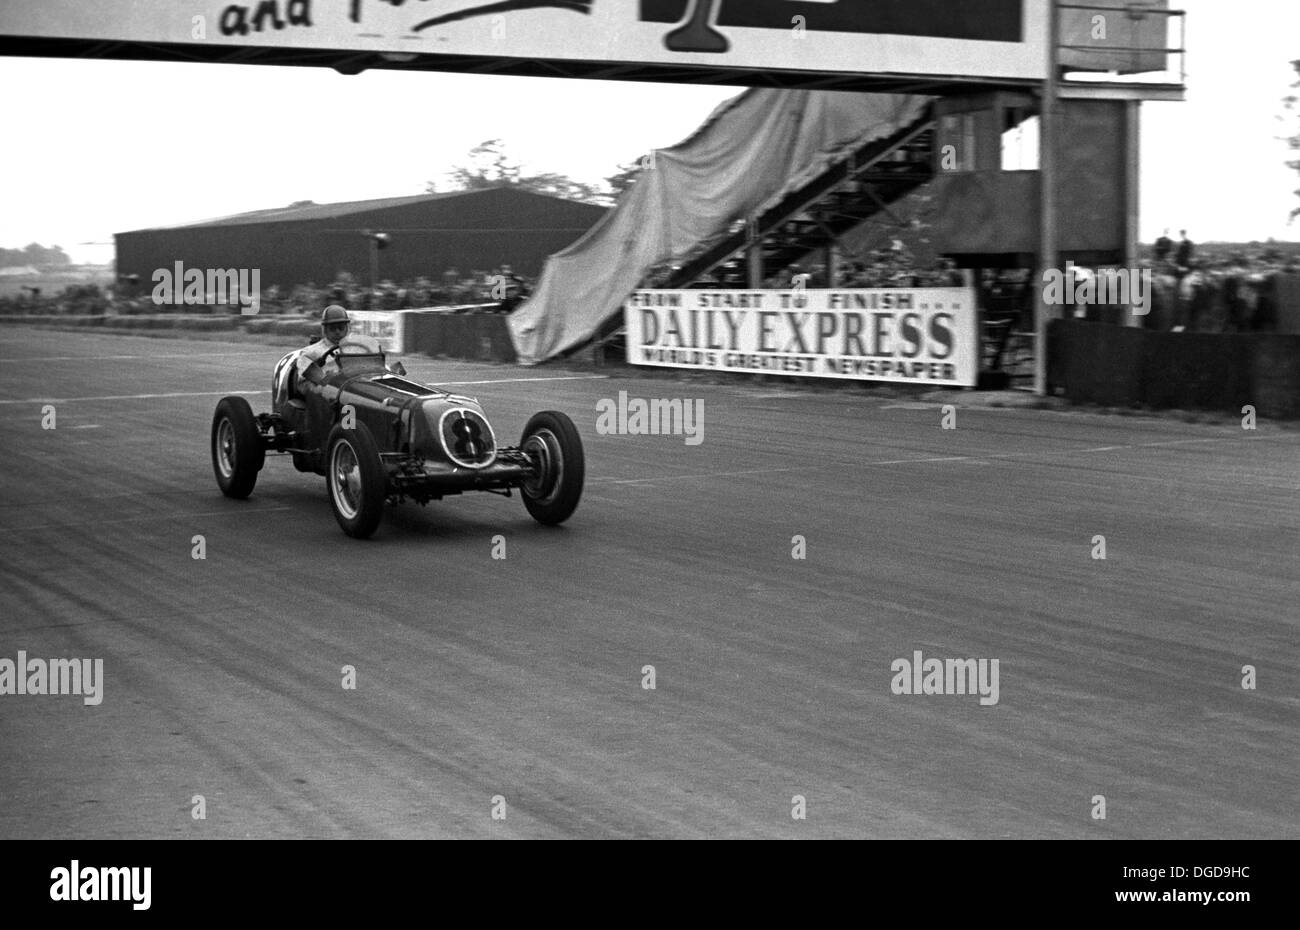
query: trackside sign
[
  {"left": 625, "top": 288, "right": 978, "bottom": 387},
  {"left": 348, "top": 309, "right": 402, "bottom": 353}
]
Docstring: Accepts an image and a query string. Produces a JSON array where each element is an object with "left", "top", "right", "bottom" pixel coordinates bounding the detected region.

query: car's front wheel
[
  {"left": 520, "top": 411, "right": 584, "bottom": 526},
  {"left": 212, "top": 396, "right": 265, "bottom": 499},
  {"left": 326, "top": 422, "right": 387, "bottom": 539}
]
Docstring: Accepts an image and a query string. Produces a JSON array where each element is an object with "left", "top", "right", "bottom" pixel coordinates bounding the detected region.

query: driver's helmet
[{"left": 321, "top": 304, "right": 350, "bottom": 341}]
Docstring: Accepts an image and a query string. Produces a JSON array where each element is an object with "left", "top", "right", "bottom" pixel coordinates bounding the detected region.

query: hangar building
[{"left": 114, "top": 186, "right": 607, "bottom": 289}]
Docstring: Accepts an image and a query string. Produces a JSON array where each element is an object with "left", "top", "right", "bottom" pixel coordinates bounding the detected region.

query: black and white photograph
[{"left": 0, "top": 0, "right": 1295, "bottom": 899}]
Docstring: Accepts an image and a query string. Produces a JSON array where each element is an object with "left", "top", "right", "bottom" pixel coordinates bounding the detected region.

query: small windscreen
[{"left": 336, "top": 353, "right": 387, "bottom": 375}]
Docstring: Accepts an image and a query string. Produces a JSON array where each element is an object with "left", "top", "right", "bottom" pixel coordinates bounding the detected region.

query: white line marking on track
[
  {"left": 0, "top": 506, "right": 294, "bottom": 533},
  {"left": 0, "top": 390, "right": 266, "bottom": 405},
  {"left": 591, "top": 437, "right": 1289, "bottom": 486},
  {"left": 0, "top": 376, "right": 603, "bottom": 404},
  {"left": 593, "top": 455, "right": 975, "bottom": 485},
  {"left": 0, "top": 352, "right": 263, "bottom": 362},
  {"left": 430, "top": 376, "right": 608, "bottom": 386}
]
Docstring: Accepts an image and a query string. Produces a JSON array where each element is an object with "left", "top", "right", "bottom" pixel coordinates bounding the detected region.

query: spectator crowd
[
  {"left": 762, "top": 244, "right": 966, "bottom": 290},
  {"left": 646, "top": 240, "right": 967, "bottom": 291},
  {"left": 1137, "top": 233, "right": 1298, "bottom": 332},
  {"left": 0, "top": 267, "right": 534, "bottom": 317},
  {"left": 3, "top": 239, "right": 1298, "bottom": 336}
]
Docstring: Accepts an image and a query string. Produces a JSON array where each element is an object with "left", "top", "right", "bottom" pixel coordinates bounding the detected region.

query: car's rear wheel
[
  {"left": 326, "top": 422, "right": 387, "bottom": 539},
  {"left": 212, "top": 396, "right": 265, "bottom": 499},
  {"left": 520, "top": 411, "right": 584, "bottom": 526}
]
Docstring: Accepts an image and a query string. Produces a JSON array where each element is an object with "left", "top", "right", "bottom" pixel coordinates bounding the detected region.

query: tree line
[
  {"left": 426, "top": 139, "right": 641, "bottom": 205},
  {"left": 0, "top": 243, "right": 71, "bottom": 269}
]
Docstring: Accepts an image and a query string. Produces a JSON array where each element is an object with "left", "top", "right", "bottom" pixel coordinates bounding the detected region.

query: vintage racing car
[{"left": 210, "top": 342, "right": 584, "bottom": 538}]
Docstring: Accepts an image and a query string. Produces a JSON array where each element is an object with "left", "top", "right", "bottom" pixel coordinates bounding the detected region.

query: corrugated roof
[{"left": 124, "top": 187, "right": 507, "bottom": 233}]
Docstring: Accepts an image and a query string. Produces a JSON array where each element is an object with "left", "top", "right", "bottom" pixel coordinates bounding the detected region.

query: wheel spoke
[
  {"left": 216, "top": 419, "right": 235, "bottom": 479},
  {"left": 331, "top": 441, "right": 362, "bottom": 519}
]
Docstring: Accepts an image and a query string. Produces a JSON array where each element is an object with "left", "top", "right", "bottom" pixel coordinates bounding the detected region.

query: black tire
[
  {"left": 519, "top": 411, "right": 584, "bottom": 526},
  {"left": 325, "top": 422, "right": 387, "bottom": 539},
  {"left": 211, "top": 396, "right": 265, "bottom": 499}
]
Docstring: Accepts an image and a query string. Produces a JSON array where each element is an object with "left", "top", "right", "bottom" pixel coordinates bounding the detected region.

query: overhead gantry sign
[{"left": 0, "top": 0, "right": 1055, "bottom": 92}]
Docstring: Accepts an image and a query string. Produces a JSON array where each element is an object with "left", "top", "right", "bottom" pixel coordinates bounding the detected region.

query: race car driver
[
  {"left": 296, "top": 304, "right": 405, "bottom": 384},
  {"left": 293, "top": 304, "right": 406, "bottom": 444},
  {"left": 297, "top": 304, "right": 366, "bottom": 384}
]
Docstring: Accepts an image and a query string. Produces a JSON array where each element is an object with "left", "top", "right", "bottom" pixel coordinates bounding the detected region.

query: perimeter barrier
[
  {"left": 400, "top": 306, "right": 517, "bottom": 363},
  {"left": 1049, "top": 319, "right": 1300, "bottom": 417}
]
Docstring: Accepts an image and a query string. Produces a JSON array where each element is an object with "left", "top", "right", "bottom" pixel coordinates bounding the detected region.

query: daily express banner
[
  {"left": 625, "top": 288, "right": 978, "bottom": 386},
  {"left": 0, "top": 1, "right": 1047, "bottom": 82}
]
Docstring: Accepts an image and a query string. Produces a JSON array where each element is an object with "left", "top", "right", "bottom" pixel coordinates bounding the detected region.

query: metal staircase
[
  {"left": 587, "top": 108, "right": 937, "bottom": 362},
  {"left": 660, "top": 109, "right": 936, "bottom": 290}
]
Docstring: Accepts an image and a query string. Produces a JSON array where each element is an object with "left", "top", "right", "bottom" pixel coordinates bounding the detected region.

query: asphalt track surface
[{"left": 1, "top": 329, "right": 1296, "bottom": 839}]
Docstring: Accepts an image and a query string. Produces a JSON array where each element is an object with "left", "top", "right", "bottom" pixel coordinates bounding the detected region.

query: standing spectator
[
  {"left": 1154, "top": 228, "right": 1173, "bottom": 264},
  {"left": 1175, "top": 230, "right": 1195, "bottom": 272},
  {"left": 1223, "top": 263, "right": 1248, "bottom": 332},
  {"left": 346, "top": 282, "right": 365, "bottom": 312},
  {"left": 1176, "top": 263, "right": 1204, "bottom": 331},
  {"left": 379, "top": 279, "right": 399, "bottom": 311},
  {"left": 500, "top": 264, "right": 527, "bottom": 299},
  {"left": 942, "top": 258, "right": 965, "bottom": 286},
  {"left": 1150, "top": 267, "right": 1179, "bottom": 330}
]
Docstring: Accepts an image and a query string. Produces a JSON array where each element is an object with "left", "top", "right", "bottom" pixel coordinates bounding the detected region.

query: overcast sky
[{"left": 0, "top": 0, "right": 1296, "bottom": 265}]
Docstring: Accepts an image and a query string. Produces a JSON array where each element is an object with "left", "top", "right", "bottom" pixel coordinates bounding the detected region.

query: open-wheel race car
[{"left": 210, "top": 342, "right": 583, "bottom": 538}]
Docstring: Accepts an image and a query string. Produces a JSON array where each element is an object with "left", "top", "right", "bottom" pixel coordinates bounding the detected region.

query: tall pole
[
  {"left": 369, "top": 237, "right": 378, "bottom": 295},
  {"left": 746, "top": 213, "right": 763, "bottom": 288},
  {"left": 1124, "top": 99, "right": 1142, "bottom": 325},
  {"left": 1035, "top": 0, "right": 1060, "bottom": 396}
]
